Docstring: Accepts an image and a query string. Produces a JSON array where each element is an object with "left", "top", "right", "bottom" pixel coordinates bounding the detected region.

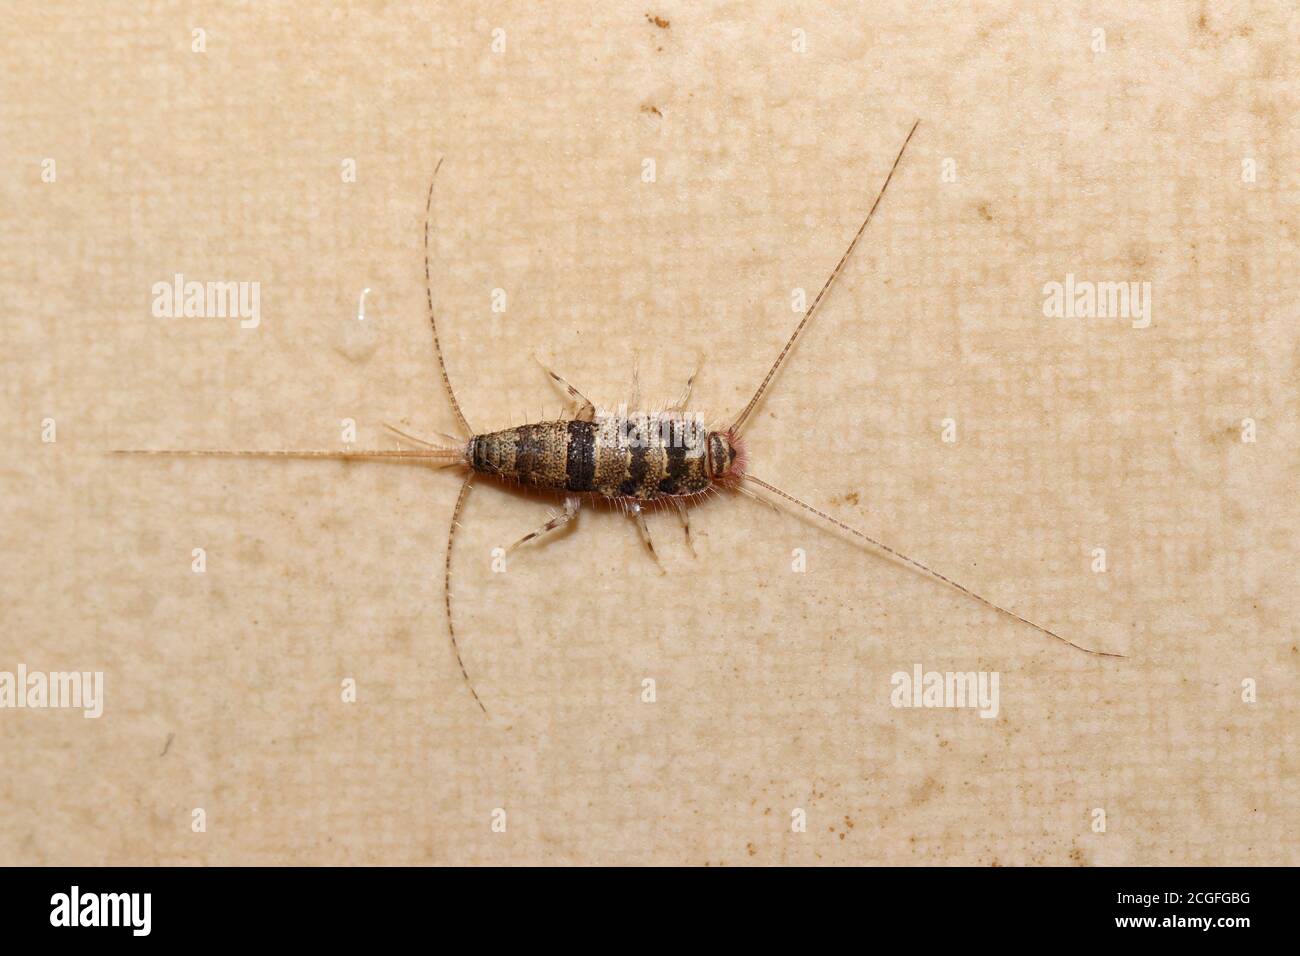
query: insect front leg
[
  {"left": 628, "top": 501, "right": 666, "bottom": 572},
  {"left": 668, "top": 355, "right": 704, "bottom": 412},
  {"left": 534, "top": 356, "right": 595, "bottom": 422},
  {"left": 507, "top": 494, "right": 582, "bottom": 552},
  {"left": 629, "top": 350, "right": 641, "bottom": 409}
]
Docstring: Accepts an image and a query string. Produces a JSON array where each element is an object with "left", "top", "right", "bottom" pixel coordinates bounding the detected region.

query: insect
[{"left": 119, "top": 119, "right": 1123, "bottom": 715}]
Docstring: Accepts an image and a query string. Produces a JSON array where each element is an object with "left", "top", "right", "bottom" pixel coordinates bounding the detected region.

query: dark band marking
[
  {"left": 658, "top": 439, "right": 688, "bottom": 494},
  {"left": 619, "top": 421, "right": 650, "bottom": 496},
  {"left": 565, "top": 419, "right": 597, "bottom": 492},
  {"left": 513, "top": 425, "right": 544, "bottom": 479}
]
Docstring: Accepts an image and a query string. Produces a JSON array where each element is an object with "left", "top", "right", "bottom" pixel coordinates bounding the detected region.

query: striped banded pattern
[{"left": 469, "top": 413, "right": 714, "bottom": 499}]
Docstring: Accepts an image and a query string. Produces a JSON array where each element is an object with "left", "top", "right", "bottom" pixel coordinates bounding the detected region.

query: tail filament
[{"left": 426, "top": 158, "right": 474, "bottom": 437}]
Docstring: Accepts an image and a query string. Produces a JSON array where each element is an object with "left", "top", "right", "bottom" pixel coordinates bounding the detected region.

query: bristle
[{"left": 725, "top": 428, "right": 748, "bottom": 481}]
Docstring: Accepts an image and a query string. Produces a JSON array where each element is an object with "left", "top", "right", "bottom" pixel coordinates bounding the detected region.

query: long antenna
[
  {"left": 730, "top": 119, "right": 920, "bottom": 434},
  {"left": 426, "top": 158, "right": 474, "bottom": 437},
  {"left": 742, "top": 473, "right": 1125, "bottom": 659}
]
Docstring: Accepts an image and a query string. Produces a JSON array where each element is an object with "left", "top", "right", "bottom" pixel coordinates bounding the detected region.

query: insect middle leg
[
  {"left": 628, "top": 502, "right": 666, "bottom": 572},
  {"left": 670, "top": 497, "right": 696, "bottom": 556},
  {"left": 508, "top": 495, "right": 582, "bottom": 552}
]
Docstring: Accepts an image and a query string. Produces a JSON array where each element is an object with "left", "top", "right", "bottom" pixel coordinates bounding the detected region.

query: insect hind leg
[
  {"left": 507, "top": 495, "right": 582, "bottom": 552},
  {"left": 534, "top": 356, "right": 595, "bottom": 422}
]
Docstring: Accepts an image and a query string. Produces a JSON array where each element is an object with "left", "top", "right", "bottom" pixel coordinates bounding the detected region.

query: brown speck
[
  {"left": 641, "top": 104, "right": 662, "bottom": 118},
  {"left": 844, "top": 491, "right": 859, "bottom": 506},
  {"left": 747, "top": 842, "right": 756, "bottom": 856},
  {"left": 844, "top": 815, "right": 854, "bottom": 829},
  {"left": 977, "top": 203, "right": 993, "bottom": 222},
  {"left": 910, "top": 775, "right": 943, "bottom": 806},
  {"left": 646, "top": 14, "right": 670, "bottom": 29}
]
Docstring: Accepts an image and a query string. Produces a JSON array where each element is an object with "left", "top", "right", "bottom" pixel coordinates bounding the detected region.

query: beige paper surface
[{"left": 1, "top": 2, "right": 1296, "bottom": 865}]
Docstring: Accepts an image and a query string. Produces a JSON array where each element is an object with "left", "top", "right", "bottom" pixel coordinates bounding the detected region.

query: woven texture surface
[{"left": 1, "top": 2, "right": 1296, "bottom": 864}]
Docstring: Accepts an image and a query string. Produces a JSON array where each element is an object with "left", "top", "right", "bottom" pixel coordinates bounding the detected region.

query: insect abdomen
[{"left": 470, "top": 415, "right": 713, "bottom": 499}]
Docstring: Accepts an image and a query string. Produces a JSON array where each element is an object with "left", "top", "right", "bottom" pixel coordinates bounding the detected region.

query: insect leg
[
  {"left": 668, "top": 355, "right": 704, "bottom": 412},
  {"left": 670, "top": 497, "right": 696, "bottom": 556},
  {"left": 507, "top": 495, "right": 582, "bottom": 552},
  {"left": 533, "top": 356, "right": 596, "bottom": 422},
  {"left": 629, "top": 350, "right": 641, "bottom": 409},
  {"left": 629, "top": 502, "right": 665, "bottom": 572}
]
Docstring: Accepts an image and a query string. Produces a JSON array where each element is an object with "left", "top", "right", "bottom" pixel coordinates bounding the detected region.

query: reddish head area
[{"left": 705, "top": 429, "right": 747, "bottom": 486}]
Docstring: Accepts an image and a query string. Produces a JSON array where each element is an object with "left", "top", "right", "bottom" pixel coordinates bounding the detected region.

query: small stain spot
[
  {"left": 646, "top": 14, "right": 670, "bottom": 29},
  {"left": 335, "top": 316, "right": 379, "bottom": 363},
  {"left": 641, "top": 104, "right": 662, "bottom": 118}
]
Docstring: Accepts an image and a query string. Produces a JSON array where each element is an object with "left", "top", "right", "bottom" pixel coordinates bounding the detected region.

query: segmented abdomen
[{"left": 469, "top": 415, "right": 711, "bottom": 499}]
